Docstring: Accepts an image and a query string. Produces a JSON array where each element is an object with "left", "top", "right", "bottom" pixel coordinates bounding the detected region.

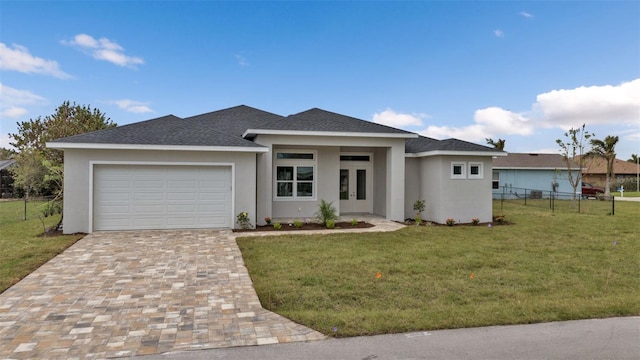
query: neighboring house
[
  {"left": 492, "top": 153, "right": 580, "bottom": 197},
  {"left": 576, "top": 155, "right": 640, "bottom": 189},
  {"left": 47, "top": 105, "right": 505, "bottom": 233},
  {"left": 0, "top": 159, "right": 16, "bottom": 198}
]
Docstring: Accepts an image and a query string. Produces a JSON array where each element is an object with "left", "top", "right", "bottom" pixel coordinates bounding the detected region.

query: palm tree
[
  {"left": 485, "top": 138, "right": 506, "bottom": 151},
  {"left": 628, "top": 154, "right": 639, "bottom": 163},
  {"left": 589, "top": 135, "right": 619, "bottom": 197}
]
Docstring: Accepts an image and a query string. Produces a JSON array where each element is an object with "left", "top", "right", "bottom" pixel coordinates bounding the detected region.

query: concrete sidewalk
[{"left": 140, "top": 316, "right": 640, "bottom": 360}]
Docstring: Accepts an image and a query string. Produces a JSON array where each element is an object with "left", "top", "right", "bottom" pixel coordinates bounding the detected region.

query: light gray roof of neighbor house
[
  {"left": 49, "top": 113, "right": 265, "bottom": 148},
  {"left": 405, "top": 136, "right": 503, "bottom": 154},
  {"left": 0, "top": 159, "right": 15, "bottom": 170},
  {"left": 493, "top": 153, "right": 579, "bottom": 169}
]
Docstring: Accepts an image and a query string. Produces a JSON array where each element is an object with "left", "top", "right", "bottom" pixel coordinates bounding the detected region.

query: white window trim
[
  {"left": 274, "top": 150, "right": 317, "bottom": 201},
  {"left": 451, "top": 162, "right": 466, "bottom": 179},
  {"left": 468, "top": 162, "right": 484, "bottom": 179}
]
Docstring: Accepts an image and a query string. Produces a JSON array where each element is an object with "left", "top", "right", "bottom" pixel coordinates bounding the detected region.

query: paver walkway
[
  {"left": 0, "top": 230, "right": 326, "bottom": 359},
  {"left": 0, "top": 218, "right": 404, "bottom": 359}
]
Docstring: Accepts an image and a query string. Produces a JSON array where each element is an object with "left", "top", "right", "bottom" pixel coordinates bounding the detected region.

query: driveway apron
[{"left": 0, "top": 230, "right": 325, "bottom": 359}]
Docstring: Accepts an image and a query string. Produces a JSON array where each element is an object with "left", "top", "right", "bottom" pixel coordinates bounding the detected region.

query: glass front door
[{"left": 339, "top": 164, "right": 372, "bottom": 213}]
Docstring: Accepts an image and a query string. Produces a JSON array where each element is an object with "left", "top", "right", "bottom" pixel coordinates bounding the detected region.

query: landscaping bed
[{"left": 233, "top": 221, "right": 374, "bottom": 232}]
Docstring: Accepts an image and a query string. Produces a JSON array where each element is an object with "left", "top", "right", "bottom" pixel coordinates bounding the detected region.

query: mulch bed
[{"left": 233, "top": 221, "right": 374, "bottom": 232}]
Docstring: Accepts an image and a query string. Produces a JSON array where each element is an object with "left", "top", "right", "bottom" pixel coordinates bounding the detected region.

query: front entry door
[{"left": 339, "top": 164, "right": 372, "bottom": 213}]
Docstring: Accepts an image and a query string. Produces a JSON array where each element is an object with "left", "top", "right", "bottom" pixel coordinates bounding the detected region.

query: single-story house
[
  {"left": 492, "top": 153, "right": 580, "bottom": 198},
  {"left": 576, "top": 155, "right": 640, "bottom": 190},
  {"left": 47, "top": 105, "right": 505, "bottom": 233}
]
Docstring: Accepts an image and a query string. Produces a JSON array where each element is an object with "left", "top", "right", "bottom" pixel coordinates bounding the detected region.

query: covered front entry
[
  {"left": 339, "top": 154, "right": 373, "bottom": 213},
  {"left": 93, "top": 164, "right": 232, "bottom": 231}
]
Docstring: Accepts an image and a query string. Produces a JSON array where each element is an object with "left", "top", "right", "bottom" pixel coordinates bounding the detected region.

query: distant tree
[
  {"left": 9, "top": 101, "right": 115, "bottom": 221},
  {"left": 628, "top": 154, "right": 639, "bottom": 163},
  {"left": 556, "top": 124, "right": 593, "bottom": 200},
  {"left": 485, "top": 138, "right": 506, "bottom": 151},
  {"left": 588, "top": 135, "right": 619, "bottom": 197},
  {"left": 10, "top": 101, "right": 115, "bottom": 165},
  {"left": 10, "top": 149, "right": 47, "bottom": 198},
  {"left": 0, "top": 148, "right": 16, "bottom": 159}
]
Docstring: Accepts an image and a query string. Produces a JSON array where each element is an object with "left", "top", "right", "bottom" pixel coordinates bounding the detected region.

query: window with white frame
[
  {"left": 492, "top": 171, "right": 500, "bottom": 189},
  {"left": 451, "top": 162, "right": 466, "bottom": 179},
  {"left": 468, "top": 162, "right": 483, "bottom": 179},
  {"left": 275, "top": 151, "right": 316, "bottom": 199}
]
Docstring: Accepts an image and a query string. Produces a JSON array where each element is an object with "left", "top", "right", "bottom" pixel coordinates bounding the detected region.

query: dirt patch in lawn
[{"left": 233, "top": 221, "right": 374, "bottom": 232}]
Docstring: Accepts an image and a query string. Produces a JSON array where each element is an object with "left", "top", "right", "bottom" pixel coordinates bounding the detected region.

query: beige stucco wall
[
  {"left": 61, "top": 148, "right": 257, "bottom": 234},
  {"left": 405, "top": 155, "right": 494, "bottom": 224},
  {"left": 253, "top": 134, "right": 406, "bottom": 223}
]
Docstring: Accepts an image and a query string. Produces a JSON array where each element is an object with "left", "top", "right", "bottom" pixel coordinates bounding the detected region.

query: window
[
  {"left": 451, "top": 162, "right": 466, "bottom": 179},
  {"left": 492, "top": 171, "right": 500, "bottom": 189},
  {"left": 275, "top": 151, "right": 316, "bottom": 199},
  {"left": 468, "top": 162, "right": 483, "bottom": 179},
  {"left": 340, "top": 155, "right": 371, "bottom": 162}
]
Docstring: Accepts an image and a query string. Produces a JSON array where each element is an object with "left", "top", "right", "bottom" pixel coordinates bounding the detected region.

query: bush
[
  {"left": 413, "top": 199, "right": 425, "bottom": 214},
  {"left": 293, "top": 220, "right": 303, "bottom": 228},
  {"left": 315, "top": 199, "right": 337, "bottom": 226},
  {"left": 326, "top": 219, "right": 336, "bottom": 229},
  {"left": 351, "top": 218, "right": 358, "bottom": 226},
  {"left": 273, "top": 222, "right": 282, "bottom": 230}
]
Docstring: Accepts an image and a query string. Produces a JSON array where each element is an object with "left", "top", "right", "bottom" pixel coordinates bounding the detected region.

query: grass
[
  {"left": 0, "top": 213, "right": 84, "bottom": 293},
  {"left": 237, "top": 201, "right": 640, "bottom": 337},
  {"left": 0, "top": 199, "right": 50, "bottom": 226}
]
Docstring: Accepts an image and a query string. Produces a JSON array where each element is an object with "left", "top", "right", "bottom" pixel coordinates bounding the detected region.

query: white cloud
[
  {"left": 418, "top": 79, "right": 640, "bottom": 144},
  {"left": 235, "top": 54, "right": 249, "bottom": 66},
  {"left": 63, "top": 34, "right": 144, "bottom": 68},
  {"left": 534, "top": 79, "right": 640, "bottom": 129},
  {"left": 112, "top": 99, "right": 153, "bottom": 113},
  {"left": 494, "top": 29, "right": 504, "bottom": 38},
  {"left": 372, "top": 108, "right": 427, "bottom": 128},
  {"left": 0, "top": 83, "right": 47, "bottom": 119},
  {"left": 520, "top": 11, "right": 534, "bottom": 18},
  {"left": 0, "top": 133, "right": 14, "bottom": 149},
  {"left": 0, "top": 42, "right": 71, "bottom": 78}
]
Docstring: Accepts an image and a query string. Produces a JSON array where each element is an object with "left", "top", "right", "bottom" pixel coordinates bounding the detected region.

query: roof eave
[
  {"left": 407, "top": 150, "right": 507, "bottom": 158},
  {"left": 243, "top": 129, "right": 418, "bottom": 139},
  {"left": 46, "top": 142, "right": 269, "bottom": 153}
]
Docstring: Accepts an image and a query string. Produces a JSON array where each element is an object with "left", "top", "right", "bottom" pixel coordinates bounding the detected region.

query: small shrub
[
  {"left": 236, "top": 211, "right": 252, "bottom": 229},
  {"left": 415, "top": 216, "right": 422, "bottom": 226},
  {"left": 351, "top": 218, "right": 358, "bottom": 226},
  {"left": 315, "top": 199, "right": 337, "bottom": 226},
  {"left": 445, "top": 218, "right": 456, "bottom": 226},
  {"left": 273, "top": 222, "right": 282, "bottom": 230},
  {"left": 471, "top": 218, "right": 480, "bottom": 225},
  {"left": 326, "top": 219, "right": 336, "bottom": 229},
  {"left": 413, "top": 199, "right": 425, "bottom": 214},
  {"left": 494, "top": 215, "right": 505, "bottom": 224},
  {"left": 264, "top": 216, "right": 272, "bottom": 225},
  {"left": 293, "top": 220, "right": 303, "bottom": 228}
]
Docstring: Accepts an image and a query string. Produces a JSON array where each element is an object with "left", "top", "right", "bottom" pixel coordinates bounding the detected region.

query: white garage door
[{"left": 93, "top": 165, "right": 232, "bottom": 231}]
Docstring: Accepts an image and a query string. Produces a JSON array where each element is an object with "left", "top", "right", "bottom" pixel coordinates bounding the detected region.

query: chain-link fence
[
  {"left": 0, "top": 196, "right": 60, "bottom": 226},
  {"left": 493, "top": 186, "right": 615, "bottom": 216}
]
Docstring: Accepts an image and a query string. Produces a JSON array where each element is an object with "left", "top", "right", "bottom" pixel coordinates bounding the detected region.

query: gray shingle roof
[
  {"left": 51, "top": 114, "right": 264, "bottom": 148},
  {"left": 0, "top": 159, "right": 15, "bottom": 170},
  {"left": 263, "top": 108, "right": 415, "bottom": 135},
  {"left": 50, "top": 105, "right": 500, "bottom": 155},
  {"left": 406, "top": 136, "right": 502, "bottom": 154},
  {"left": 493, "top": 153, "right": 577, "bottom": 168}
]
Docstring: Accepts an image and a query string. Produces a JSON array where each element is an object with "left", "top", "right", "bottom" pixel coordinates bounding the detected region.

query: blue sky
[{"left": 1, "top": 1, "right": 639, "bottom": 159}]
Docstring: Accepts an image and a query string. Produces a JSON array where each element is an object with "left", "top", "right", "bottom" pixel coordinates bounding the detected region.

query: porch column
[{"left": 386, "top": 140, "right": 406, "bottom": 221}]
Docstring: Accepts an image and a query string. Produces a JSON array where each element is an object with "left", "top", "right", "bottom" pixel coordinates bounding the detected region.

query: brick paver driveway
[{"left": 0, "top": 230, "right": 324, "bottom": 359}]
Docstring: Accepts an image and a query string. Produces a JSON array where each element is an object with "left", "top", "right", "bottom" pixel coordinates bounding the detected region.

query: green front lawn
[
  {"left": 0, "top": 214, "right": 84, "bottom": 293},
  {"left": 237, "top": 201, "right": 640, "bottom": 337}
]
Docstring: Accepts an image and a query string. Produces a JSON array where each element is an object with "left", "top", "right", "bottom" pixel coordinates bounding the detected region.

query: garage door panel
[{"left": 94, "top": 165, "right": 232, "bottom": 231}]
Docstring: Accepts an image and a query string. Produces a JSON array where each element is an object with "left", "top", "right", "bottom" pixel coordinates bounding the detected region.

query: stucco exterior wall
[
  {"left": 493, "top": 168, "right": 580, "bottom": 196},
  {"left": 61, "top": 149, "right": 257, "bottom": 234},
  {"left": 253, "top": 134, "right": 406, "bottom": 222},
  {"left": 406, "top": 155, "right": 493, "bottom": 224}
]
